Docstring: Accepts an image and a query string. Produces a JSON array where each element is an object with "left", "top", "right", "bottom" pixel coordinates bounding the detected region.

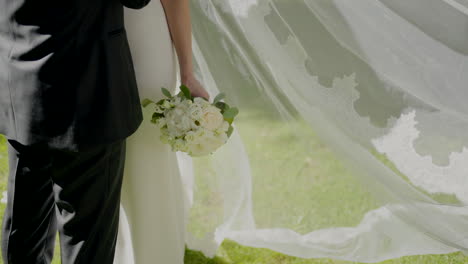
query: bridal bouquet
[{"left": 141, "top": 85, "right": 239, "bottom": 157}]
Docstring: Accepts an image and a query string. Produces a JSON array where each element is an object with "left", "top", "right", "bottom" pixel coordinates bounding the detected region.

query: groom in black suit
[{"left": 0, "top": 0, "right": 150, "bottom": 263}]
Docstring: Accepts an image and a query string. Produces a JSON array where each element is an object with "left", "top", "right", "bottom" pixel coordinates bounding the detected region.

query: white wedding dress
[{"left": 113, "top": 1, "right": 187, "bottom": 263}]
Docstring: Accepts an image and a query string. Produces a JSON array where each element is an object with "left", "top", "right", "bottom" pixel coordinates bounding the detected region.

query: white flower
[
  {"left": 193, "top": 97, "right": 210, "bottom": 105},
  {"left": 162, "top": 100, "right": 172, "bottom": 109},
  {"left": 184, "top": 130, "right": 196, "bottom": 141},
  {"left": 188, "top": 105, "right": 203, "bottom": 121},
  {"left": 165, "top": 104, "right": 193, "bottom": 136},
  {"left": 172, "top": 138, "right": 188, "bottom": 152},
  {"left": 154, "top": 115, "right": 167, "bottom": 127},
  {"left": 152, "top": 94, "right": 232, "bottom": 157},
  {"left": 199, "top": 106, "right": 224, "bottom": 130},
  {"left": 183, "top": 128, "right": 228, "bottom": 156},
  {"left": 180, "top": 115, "right": 193, "bottom": 131}
]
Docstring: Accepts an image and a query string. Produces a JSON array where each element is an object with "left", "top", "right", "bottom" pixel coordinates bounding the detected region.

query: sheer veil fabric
[
  {"left": 176, "top": 0, "right": 468, "bottom": 262},
  {"left": 116, "top": 0, "right": 468, "bottom": 263}
]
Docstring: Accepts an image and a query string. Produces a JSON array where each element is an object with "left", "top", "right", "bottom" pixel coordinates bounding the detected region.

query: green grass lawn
[{"left": 0, "top": 108, "right": 466, "bottom": 263}]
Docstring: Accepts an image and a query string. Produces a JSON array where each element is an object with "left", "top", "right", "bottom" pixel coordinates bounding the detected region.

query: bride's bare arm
[{"left": 160, "top": 0, "right": 210, "bottom": 100}]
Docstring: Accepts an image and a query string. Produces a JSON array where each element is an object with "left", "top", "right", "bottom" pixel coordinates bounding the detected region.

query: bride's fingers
[
  {"left": 198, "top": 89, "right": 210, "bottom": 100},
  {"left": 193, "top": 91, "right": 210, "bottom": 101},
  {"left": 190, "top": 86, "right": 210, "bottom": 100},
  {"left": 183, "top": 77, "right": 210, "bottom": 100}
]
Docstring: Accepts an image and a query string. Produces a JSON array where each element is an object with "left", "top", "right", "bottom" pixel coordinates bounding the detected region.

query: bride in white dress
[{"left": 113, "top": 0, "right": 210, "bottom": 263}]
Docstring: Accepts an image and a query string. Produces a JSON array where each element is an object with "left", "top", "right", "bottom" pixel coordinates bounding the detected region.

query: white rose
[
  {"left": 221, "top": 121, "right": 230, "bottom": 132},
  {"left": 188, "top": 129, "right": 228, "bottom": 156},
  {"left": 188, "top": 141, "right": 212, "bottom": 156},
  {"left": 199, "top": 106, "right": 224, "bottom": 130},
  {"left": 185, "top": 129, "right": 207, "bottom": 153},
  {"left": 203, "top": 132, "right": 226, "bottom": 150}
]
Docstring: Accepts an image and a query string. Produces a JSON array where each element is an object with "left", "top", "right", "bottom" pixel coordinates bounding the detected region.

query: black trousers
[{"left": 1, "top": 138, "right": 126, "bottom": 264}]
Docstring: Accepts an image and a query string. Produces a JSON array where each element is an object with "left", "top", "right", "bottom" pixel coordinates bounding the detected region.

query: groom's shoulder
[
  {"left": 0, "top": 1, "right": 121, "bottom": 27},
  {"left": 0, "top": 0, "right": 129, "bottom": 78},
  {"left": 0, "top": 1, "right": 125, "bottom": 47}
]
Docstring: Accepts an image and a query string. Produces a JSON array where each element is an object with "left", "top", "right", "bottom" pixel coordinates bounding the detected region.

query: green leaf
[
  {"left": 151, "top": 112, "right": 164, "bottom": 123},
  {"left": 141, "top": 98, "right": 155, "bottom": 107},
  {"left": 161, "top": 87, "right": 172, "bottom": 98},
  {"left": 156, "top": 99, "right": 166, "bottom": 105},
  {"left": 227, "top": 125, "right": 234, "bottom": 137},
  {"left": 225, "top": 117, "right": 234, "bottom": 125},
  {"left": 176, "top": 91, "right": 185, "bottom": 98},
  {"left": 223, "top": 107, "right": 239, "bottom": 119},
  {"left": 180, "top": 84, "right": 192, "bottom": 100},
  {"left": 153, "top": 112, "right": 164, "bottom": 118},
  {"left": 213, "top": 92, "right": 226, "bottom": 103},
  {"left": 215, "top": 101, "right": 228, "bottom": 111}
]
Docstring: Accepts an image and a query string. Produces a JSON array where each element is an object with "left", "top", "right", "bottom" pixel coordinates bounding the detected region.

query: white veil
[{"left": 177, "top": 0, "right": 468, "bottom": 262}]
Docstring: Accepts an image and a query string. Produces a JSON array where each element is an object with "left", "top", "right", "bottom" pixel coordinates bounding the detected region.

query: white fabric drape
[{"left": 177, "top": 0, "right": 468, "bottom": 262}]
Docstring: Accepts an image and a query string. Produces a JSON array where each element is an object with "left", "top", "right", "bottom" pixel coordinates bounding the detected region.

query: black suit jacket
[{"left": 0, "top": 0, "right": 150, "bottom": 152}]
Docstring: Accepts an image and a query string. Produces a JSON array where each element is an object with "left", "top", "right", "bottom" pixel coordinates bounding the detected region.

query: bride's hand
[{"left": 182, "top": 74, "right": 210, "bottom": 101}]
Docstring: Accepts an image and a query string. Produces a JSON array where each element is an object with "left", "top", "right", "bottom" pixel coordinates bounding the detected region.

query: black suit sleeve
[{"left": 120, "top": 0, "right": 151, "bottom": 9}]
